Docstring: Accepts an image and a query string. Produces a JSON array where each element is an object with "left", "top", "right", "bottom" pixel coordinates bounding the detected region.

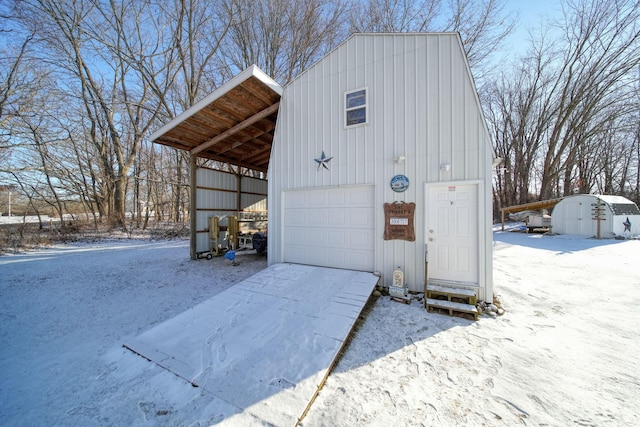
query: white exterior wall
[
  {"left": 195, "top": 167, "right": 267, "bottom": 253},
  {"left": 268, "top": 33, "right": 493, "bottom": 300}
]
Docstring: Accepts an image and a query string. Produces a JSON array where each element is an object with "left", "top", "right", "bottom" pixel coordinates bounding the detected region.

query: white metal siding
[
  {"left": 282, "top": 186, "right": 375, "bottom": 271},
  {"left": 240, "top": 176, "right": 268, "bottom": 212},
  {"left": 196, "top": 168, "right": 267, "bottom": 253},
  {"left": 269, "top": 33, "right": 493, "bottom": 298}
]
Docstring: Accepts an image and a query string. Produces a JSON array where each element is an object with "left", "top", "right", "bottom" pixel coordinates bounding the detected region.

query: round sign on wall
[{"left": 390, "top": 175, "right": 410, "bottom": 192}]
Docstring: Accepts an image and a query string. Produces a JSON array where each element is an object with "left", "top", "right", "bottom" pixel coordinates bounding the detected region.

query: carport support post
[
  {"left": 190, "top": 154, "right": 197, "bottom": 260},
  {"left": 236, "top": 173, "right": 242, "bottom": 215}
]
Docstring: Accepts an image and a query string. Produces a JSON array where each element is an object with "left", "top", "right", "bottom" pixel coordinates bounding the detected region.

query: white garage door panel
[
  {"left": 283, "top": 186, "right": 375, "bottom": 271},
  {"left": 284, "top": 245, "right": 373, "bottom": 272},
  {"left": 285, "top": 208, "right": 373, "bottom": 229},
  {"left": 328, "top": 210, "right": 345, "bottom": 224},
  {"left": 286, "top": 191, "right": 307, "bottom": 206},
  {"left": 285, "top": 229, "right": 374, "bottom": 250},
  {"left": 327, "top": 230, "right": 347, "bottom": 246}
]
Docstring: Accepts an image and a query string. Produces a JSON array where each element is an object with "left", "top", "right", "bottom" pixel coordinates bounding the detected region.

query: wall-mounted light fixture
[
  {"left": 394, "top": 156, "right": 405, "bottom": 164},
  {"left": 440, "top": 163, "right": 451, "bottom": 171}
]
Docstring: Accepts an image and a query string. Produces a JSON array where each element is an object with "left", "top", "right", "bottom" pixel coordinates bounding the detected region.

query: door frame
[{"left": 424, "top": 180, "right": 482, "bottom": 288}]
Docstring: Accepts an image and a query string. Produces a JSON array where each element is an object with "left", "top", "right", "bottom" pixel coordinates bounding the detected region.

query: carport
[{"left": 149, "top": 65, "right": 282, "bottom": 259}]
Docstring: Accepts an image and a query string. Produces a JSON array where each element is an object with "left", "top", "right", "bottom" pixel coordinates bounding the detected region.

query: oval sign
[{"left": 390, "top": 174, "right": 410, "bottom": 192}]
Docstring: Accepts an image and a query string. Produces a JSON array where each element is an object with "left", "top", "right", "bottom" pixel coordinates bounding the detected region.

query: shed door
[
  {"left": 283, "top": 186, "right": 375, "bottom": 271},
  {"left": 426, "top": 183, "right": 479, "bottom": 285},
  {"left": 563, "top": 200, "right": 586, "bottom": 235}
]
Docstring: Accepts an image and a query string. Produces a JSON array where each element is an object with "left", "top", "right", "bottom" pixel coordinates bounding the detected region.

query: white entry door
[{"left": 426, "top": 183, "right": 479, "bottom": 285}]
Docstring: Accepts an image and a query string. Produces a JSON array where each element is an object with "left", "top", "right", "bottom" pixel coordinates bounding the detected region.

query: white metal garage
[
  {"left": 151, "top": 33, "right": 495, "bottom": 302},
  {"left": 282, "top": 185, "right": 375, "bottom": 271},
  {"left": 269, "top": 33, "right": 495, "bottom": 301}
]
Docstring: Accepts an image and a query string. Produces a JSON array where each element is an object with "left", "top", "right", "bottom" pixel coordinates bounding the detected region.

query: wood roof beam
[
  {"left": 243, "top": 149, "right": 271, "bottom": 165},
  {"left": 198, "top": 151, "right": 268, "bottom": 173},
  {"left": 191, "top": 102, "right": 280, "bottom": 156}
]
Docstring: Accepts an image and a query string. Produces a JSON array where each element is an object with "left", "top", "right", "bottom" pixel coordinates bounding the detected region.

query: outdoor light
[
  {"left": 440, "top": 163, "right": 451, "bottom": 171},
  {"left": 394, "top": 156, "right": 405, "bottom": 164}
]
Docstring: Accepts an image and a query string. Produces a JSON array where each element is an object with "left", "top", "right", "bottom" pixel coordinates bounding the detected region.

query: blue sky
[{"left": 506, "top": 0, "right": 564, "bottom": 51}]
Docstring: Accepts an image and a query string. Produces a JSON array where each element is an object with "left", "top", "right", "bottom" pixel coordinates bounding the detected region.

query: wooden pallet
[
  {"left": 426, "top": 298, "right": 478, "bottom": 320},
  {"left": 426, "top": 284, "right": 478, "bottom": 320},
  {"left": 390, "top": 295, "right": 410, "bottom": 304},
  {"left": 426, "top": 284, "right": 476, "bottom": 304}
]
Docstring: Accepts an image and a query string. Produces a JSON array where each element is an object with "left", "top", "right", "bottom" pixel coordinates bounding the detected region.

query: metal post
[
  {"left": 190, "top": 154, "right": 197, "bottom": 260},
  {"left": 8, "top": 191, "right": 11, "bottom": 217},
  {"left": 424, "top": 244, "right": 429, "bottom": 309},
  {"left": 236, "top": 173, "right": 242, "bottom": 215}
]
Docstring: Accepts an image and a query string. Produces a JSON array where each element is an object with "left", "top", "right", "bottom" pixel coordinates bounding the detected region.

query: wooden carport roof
[
  {"left": 499, "top": 197, "right": 564, "bottom": 230},
  {"left": 149, "top": 65, "right": 282, "bottom": 173}
]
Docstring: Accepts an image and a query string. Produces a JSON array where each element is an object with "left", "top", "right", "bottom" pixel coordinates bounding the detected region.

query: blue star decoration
[
  {"left": 314, "top": 151, "right": 333, "bottom": 171},
  {"left": 623, "top": 217, "right": 631, "bottom": 232}
]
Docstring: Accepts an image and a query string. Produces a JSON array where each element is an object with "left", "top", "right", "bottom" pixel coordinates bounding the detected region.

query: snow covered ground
[
  {"left": 1, "top": 229, "right": 639, "bottom": 426},
  {"left": 0, "top": 214, "right": 82, "bottom": 225}
]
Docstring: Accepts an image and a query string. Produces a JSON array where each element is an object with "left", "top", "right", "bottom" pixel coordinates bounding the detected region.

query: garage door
[{"left": 283, "top": 185, "right": 375, "bottom": 271}]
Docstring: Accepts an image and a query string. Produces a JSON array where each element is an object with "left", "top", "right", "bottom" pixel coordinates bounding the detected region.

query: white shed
[
  {"left": 269, "top": 33, "right": 495, "bottom": 301},
  {"left": 551, "top": 194, "right": 640, "bottom": 238}
]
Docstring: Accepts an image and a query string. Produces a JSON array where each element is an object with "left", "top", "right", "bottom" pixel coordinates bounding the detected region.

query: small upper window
[{"left": 345, "top": 88, "right": 367, "bottom": 128}]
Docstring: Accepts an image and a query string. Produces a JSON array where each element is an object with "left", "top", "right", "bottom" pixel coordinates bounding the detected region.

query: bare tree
[
  {"left": 537, "top": 0, "right": 640, "bottom": 199},
  {"left": 137, "top": 0, "right": 231, "bottom": 223},
  {"left": 349, "top": 0, "right": 441, "bottom": 33},
  {"left": 9, "top": 0, "right": 222, "bottom": 228},
  {"left": 0, "top": 35, "right": 32, "bottom": 130},
  {"left": 12, "top": 0, "right": 131, "bottom": 227},
  {"left": 2, "top": 0, "right": 238, "bottom": 231},
  {"left": 217, "top": 0, "right": 348, "bottom": 84},
  {"left": 485, "top": 35, "right": 558, "bottom": 210},
  {"left": 442, "top": 0, "right": 515, "bottom": 71},
  {"left": 488, "top": 0, "right": 640, "bottom": 211},
  {"left": 0, "top": 26, "right": 44, "bottom": 170},
  {"left": 349, "top": 0, "right": 515, "bottom": 75}
]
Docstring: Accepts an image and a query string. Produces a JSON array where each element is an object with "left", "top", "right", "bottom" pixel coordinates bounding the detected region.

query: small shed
[
  {"left": 269, "top": 33, "right": 495, "bottom": 301},
  {"left": 551, "top": 194, "right": 640, "bottom": 238}
]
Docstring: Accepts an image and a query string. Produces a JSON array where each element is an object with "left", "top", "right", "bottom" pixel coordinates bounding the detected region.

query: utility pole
[{"left": 8, "top": 191, "right": 11, "bottom": 217}]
